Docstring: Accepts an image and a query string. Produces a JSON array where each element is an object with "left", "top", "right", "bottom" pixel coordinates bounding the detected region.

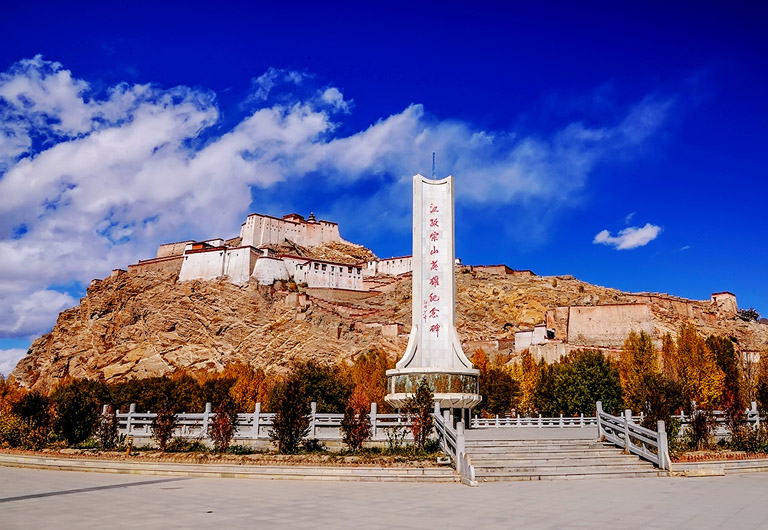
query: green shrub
[
  {"left": 166, "top": 438, "right": 208, "bottom": 453},
  {"left": 269, "top": 376, "right": 309, "bottom": 454},
  {"left": 51, "top": 379, "right": 108, "bottom": 446},
  {"left": 226, "top": 444, "right": 256, "bottom": 455},
  {"left": 385, "top": 425, "right": 408, "bottom": 452},
  {"left": 151, "top": 401, "right": 178, "bottom": 452},
  {"left": 12, "top": 391, "right": 52, "bottom": 449},
  {"left": 729, "top": 425, "right": 768, "bottom": 454},
  {"left": 0, "top": 413, "right": 28, "bottom": 448},
  {"left": 684, "top": 410, "right": 716, "bottom": 451},
  {"left": 405, "top": 378, "right": 433, "bottom": 451}
]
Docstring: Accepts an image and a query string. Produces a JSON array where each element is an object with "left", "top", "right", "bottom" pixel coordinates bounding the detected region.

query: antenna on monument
[{"left": 431, "top": 152, "right": 436, "bottom": 180}]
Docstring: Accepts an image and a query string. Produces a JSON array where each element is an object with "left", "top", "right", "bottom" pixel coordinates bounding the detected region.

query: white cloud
[
  {"left": 625, "top": 212, "right": 636, "bottom": 224},
  {"left": 0, "top": 57, "right": 673, "bottom": 339},
  {"left": 681, "top": 245, "right": 691, "bottom": 251},
  {"left": 0, "top": 348, "right": 27, "bottom": 376},
  {"left": 593, "top": 223, "right": 662, "bottom": 250}
]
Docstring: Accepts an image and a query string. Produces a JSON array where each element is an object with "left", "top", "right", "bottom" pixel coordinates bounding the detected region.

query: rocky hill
[{"left": 11, "top": 261, "right": 768, "bottom": 392}]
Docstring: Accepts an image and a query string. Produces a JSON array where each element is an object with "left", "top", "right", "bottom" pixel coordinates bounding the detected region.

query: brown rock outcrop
[{"left": 11, "top": 266, "right": 768, "bottom": 392}]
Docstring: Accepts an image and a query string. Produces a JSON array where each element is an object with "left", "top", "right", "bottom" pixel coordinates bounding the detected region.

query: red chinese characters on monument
[{"left": 425, "top": 202, "right": 443, "bottom": 338}]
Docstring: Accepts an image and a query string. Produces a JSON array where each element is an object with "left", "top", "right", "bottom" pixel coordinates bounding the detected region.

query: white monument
[{"left": 385, "top": 174, "right": 481, "bottom": 415}]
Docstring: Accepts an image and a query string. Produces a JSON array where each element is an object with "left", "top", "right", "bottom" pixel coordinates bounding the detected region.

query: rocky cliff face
[{"left": 11, "top": 266, "right": 768, "bottom": 392}]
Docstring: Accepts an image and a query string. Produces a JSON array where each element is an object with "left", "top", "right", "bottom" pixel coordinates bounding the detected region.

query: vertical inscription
[{"left": 419, "top": 180, "right": 451, "bottom": 367}]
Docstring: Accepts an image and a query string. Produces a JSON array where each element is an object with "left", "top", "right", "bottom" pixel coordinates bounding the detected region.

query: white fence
[
  {"left": 115, "top": 402, "right": 412, "bottom": 441},
  {"left": 471, "top": 402, "right": 761, "bottom": 433},
  {"left": 471, "top": 414, "right": 599, "bottom": 429}
]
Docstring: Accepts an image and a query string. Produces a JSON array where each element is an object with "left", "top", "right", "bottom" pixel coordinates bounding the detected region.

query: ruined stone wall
[
  {"left": 567, "top": 304, "right": 657, "bottom": 349},
  {"left": 127, "top": 255, "right": 184, "bottom": 275},
  {"left": 156, "top": 241, "right": 194, "bottom": 258}
]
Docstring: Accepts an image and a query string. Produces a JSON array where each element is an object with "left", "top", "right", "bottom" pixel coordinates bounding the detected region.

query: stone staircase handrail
[{"left": 596, "top": 401, "right": 670, "bottom": 471}]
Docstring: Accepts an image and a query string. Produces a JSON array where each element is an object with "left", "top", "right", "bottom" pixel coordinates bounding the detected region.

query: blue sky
[{"left": 0, "top": 1, "right": 766, "bottom": 374}]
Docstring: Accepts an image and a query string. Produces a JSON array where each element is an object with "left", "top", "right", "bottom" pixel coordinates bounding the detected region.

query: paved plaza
[{"left": 1, "top": 466, "right": 767, "bottom": 529}]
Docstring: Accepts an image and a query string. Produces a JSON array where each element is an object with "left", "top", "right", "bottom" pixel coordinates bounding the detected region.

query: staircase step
[
  {"left": 465, "top": 437, "right": 661, "bottom": 481},
  {"left": 476, "top": 469, "right": 663, "bottom": 481}
]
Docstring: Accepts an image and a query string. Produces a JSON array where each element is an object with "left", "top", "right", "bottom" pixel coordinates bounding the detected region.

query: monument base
[{"left": 384, "top": 368, "right": 482, "bottom": 410}]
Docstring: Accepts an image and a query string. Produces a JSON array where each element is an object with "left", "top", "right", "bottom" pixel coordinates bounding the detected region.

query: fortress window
[
  {"left": 314, "top": 264, "right": 319, "bottom": 270},
  {"left": 322, "top": 264, "right": 327, "bottom": 271}
]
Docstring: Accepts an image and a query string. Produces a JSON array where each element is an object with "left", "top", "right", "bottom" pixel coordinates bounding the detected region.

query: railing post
[
  {"left": 495, "top": 415, "right": 499, "bottom": 428},
  {"left": 310, "top": 402, "right": 317, "bottom": 438},
  {"left": 580, "top": 413, "right": 584, "bottom": 428},
  {"left": 252, "top": 402, "right": 261, "bottom": 438},
  {"left": 752, "top": 401, "right": 760, "bottom": 427},
  {"left": 202, "top": 402, "right": 212, "bottom": 437},
  {"left": 624, "top": 409, "right": 632, "bottom": 453},
  {"left": 371, "top": 402, "right": 378, "bottom": 438},
  {"left": 127, "top": 403, "right": 135, "bottom": 434},
  {"left": 657, "top": 420, "right": 669, "bottom": 470},
  {"left": 596, "top": 401, "right": 603, "bottom": 437},
  {"left": 559, "top": 414, "right": 563, "bottom": 428},
  {"left": 538, "top": 414, "right": 542, "bottom": 428},
  {"left": 456, "top": 421, "right": 466, "bottom": 456}
]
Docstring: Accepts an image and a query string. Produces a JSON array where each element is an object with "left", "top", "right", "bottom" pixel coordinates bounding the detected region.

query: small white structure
[
  {"left": 711, "top": 291, "right": 738, "bottom": 314},
  {"left": 514, "top": 324, "right": 553, "bottom": 352},
  {"left": 294, "top": 258, "right": 364, "bottom": 291},
  {"left": 365, "top": 256, "right": 413, "bottom": 277}
]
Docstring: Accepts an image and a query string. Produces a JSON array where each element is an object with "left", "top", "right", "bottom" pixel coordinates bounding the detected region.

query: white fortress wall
[
  {"left": 223, "top": 247, "right": 259, "bottom": 285},
  {"left": 178, "top": 249, "right": 227, "bottom": 282},
  {"left": 240, "top": 213, "right": 346, "bottom": 248},
  {"left": 252, "top": 256, "right": 290, "bottom": 285}
]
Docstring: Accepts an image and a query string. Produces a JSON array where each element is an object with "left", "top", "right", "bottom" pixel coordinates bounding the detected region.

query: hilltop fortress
[
  {"left": 120, "top": 210, "right": 759, "bottom": 360},
  {"left": 127, "top": 212, "right": 370, "bottom": 290},
  {"left": 12, "top": 210, "right": 765, "bottom": 390}
]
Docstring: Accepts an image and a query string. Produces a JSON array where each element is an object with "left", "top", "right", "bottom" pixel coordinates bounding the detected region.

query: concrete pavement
[{"left": 1, "top": 466, "right": 767, "bottom": 529}]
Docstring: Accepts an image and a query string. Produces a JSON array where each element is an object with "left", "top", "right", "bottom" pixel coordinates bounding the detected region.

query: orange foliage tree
[
  {"left": 220, "top": 362, "right": 266, "bottom": 412},
  {"left": 619, "top": 330, "right": 660, "bottom": 412},
  {"left": 676, "top": 324, "right": 725, "bottom": 411},
  {"left": 513, "top": 349, "right": 539, "bottom": 415},
  {"left": 348, "top": 347, "right": 393, "bottom": 407}
]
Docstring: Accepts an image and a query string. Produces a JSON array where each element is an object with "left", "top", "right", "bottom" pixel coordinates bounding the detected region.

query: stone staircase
[{"left": 466, "top": 439, "right": 664, "bottom": 481}]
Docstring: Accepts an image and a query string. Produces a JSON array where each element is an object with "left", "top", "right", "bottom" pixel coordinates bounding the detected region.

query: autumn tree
[
  {"left": 340, "top": 387, "right": 372, "bottom": 451},
  {"left": 349, "top": 347, "right": 392, "bottom": 407},
  {"left": 707, "top": 335, "right": 744, "bottom": 426},
  {"left": 515, "top": 349, "right": 540, "bottom": 415},
  {"left": 676, "top": 324, "right": 724, "bottom": 411},
  {"left": 220, "top": 362, "right": 266, "bottom": 412},
  {"left": 619, "top": 331, "right": 660, "bottom": 412},
  {"left": 755, "top": 348, "right": 768, "bottom": 414},
  {"left": 660, "top": 333, "right": 679, "bottom": 382}
]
